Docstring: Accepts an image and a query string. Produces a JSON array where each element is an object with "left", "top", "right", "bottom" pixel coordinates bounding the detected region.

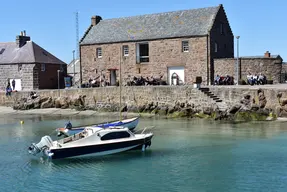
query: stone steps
[{"left": 198, "top": 87, "right": 227, "bottom": 111}]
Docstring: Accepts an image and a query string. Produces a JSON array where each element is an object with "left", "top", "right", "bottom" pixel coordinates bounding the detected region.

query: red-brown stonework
[
  {"left": 80, "top": 5, "right": 234, "bottom": 85},
  {"left": 214, "top": 57, "right": 283, "bottom": 84},
  {"left": 80, "top": 37, "right": 209, "bottom": 85}
]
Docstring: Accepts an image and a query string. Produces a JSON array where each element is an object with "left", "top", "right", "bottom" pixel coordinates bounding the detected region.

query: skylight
[{"left": 0, "top": 48, "right": 5, "bottom": 55}]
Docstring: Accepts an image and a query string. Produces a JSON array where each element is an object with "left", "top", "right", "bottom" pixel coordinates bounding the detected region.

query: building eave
[{"left": 80, "top": 34, "right": 208, "bottom": 46}]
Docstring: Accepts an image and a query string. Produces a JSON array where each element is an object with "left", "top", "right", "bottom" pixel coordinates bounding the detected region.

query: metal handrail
[{"left": 133, "top": 126, "right": 155, "bottom": 134}]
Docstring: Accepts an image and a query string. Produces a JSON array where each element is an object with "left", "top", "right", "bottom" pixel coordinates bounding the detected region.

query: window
[
  {"left": 41, "top": 64, "right": 45, "bottom": 72},
  {"left": 100, "top": 131, "right": 131, "bottom": 141},
  {"left": 18, "top": 64, "right": 22, "bottom": 72},
  {"left": 136, "top": 43, "right": 149, "bottom": 63},
  {"left": 96, "top": 47, "right": 102, "bottom": 58},
  {"left": 60, "top": 64, "right": 64, "bottom": 72},
  {"left": 0, "top": 48, "right": 5, "bottom": 54},
  {"left": 182, "top": 41, "right": 189, "bottom": 52},
  {"left": 220, "top": 23, "right": 224, "bottom": 34},
  {"left": 123, "top": 45, "right": 129, "bottom": 56},
  {"left": 215, "top": 42, "right": 218, "bottom": 53}
]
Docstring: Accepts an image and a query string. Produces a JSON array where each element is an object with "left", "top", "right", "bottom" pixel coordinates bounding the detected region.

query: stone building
[
  {"left": 0, "top": 31, "right": 67, "bottom": 91},
  {"left": 80, "top": 4, "right": 234, "bottom": 85},
  {"left": 214, "top": 51, "right": 283, "bottom": 84}
]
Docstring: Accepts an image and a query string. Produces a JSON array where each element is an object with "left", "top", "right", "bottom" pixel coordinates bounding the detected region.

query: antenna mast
[{"left": 75, "top": 11, "right": 79, "bottom": 59}]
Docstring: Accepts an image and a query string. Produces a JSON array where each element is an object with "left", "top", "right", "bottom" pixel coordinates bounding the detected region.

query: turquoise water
[{"left": 1, "top": 115, "right": 287, "bottom": 192}]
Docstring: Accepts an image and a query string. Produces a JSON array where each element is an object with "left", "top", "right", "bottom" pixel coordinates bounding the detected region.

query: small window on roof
[{"left": 0, "top": 48, "right": 5, "bottom": 54}]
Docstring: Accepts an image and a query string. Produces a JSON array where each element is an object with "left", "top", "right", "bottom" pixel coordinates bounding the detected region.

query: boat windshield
[{"left": 100, "top": 131, "right": 131, "bottom": 141}]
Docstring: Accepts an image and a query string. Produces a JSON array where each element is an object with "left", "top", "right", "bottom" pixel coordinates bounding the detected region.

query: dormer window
[{"left": 0, "top": 48, "right": 5, "bottom": 54}]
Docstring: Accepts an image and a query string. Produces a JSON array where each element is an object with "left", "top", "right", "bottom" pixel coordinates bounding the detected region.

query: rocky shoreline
[{"left": 10, "top": 88, "right": 286, "bottom": 122}]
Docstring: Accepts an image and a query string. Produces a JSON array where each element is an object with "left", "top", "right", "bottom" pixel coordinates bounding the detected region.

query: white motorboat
[{"left": 28, "top": 126, "right": 153, "bottom": 160}]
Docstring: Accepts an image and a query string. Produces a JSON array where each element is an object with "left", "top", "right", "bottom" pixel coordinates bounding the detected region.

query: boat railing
[{"left": 134, "top": 126, "right": 155, "bottom": 135}]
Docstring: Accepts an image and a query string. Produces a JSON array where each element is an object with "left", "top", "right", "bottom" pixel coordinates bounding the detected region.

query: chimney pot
[
  {"left": 91, "top": 15, "right": 102, "bottom": 26},
  {"left": 16, "top": 33, "right": 31, "bottom": 48},
  {"left": 20, "top": 31, "right": 23, "bottom": 36},
  {"left": 23, "top": 30, "right": 26, "bottom": 36},
  {"left": 264, "top": 51, "right": 271, "bottom": 58}
]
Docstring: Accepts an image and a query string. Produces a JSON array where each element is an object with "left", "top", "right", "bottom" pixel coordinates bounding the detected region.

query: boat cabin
[{"left": 56, "top": 126, "right": 134, "bottom": 146}]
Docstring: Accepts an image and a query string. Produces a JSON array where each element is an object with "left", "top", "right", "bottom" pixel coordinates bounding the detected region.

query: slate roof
[
  {"left": 81, "top": 5, "right": 221, "bottom": 45},
  {"left": 0, "top": 41, "right": 66, "bottom": 65}
]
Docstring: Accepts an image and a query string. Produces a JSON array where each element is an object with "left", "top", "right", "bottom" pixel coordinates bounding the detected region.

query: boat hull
[
  {"left": 49, "top": 135, "right": 153, "bottom": 159},
  {"left": 61, "top": 117, "right": 139, "bottom": 136}
]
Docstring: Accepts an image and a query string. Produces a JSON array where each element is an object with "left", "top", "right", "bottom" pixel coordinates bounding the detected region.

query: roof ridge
[{"left": 102, "top": 5, "right": 220, "bottom": 21}]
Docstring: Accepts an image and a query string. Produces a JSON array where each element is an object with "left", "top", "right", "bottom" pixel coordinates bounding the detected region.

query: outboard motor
[
  {"left": 28, "top": 136, "right": 54, "bottom": 156},
  {"left": 64, "top": 121, "right": 73, "bottom": 129}
]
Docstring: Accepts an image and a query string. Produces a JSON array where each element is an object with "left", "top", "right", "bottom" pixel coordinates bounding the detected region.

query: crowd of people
[
  {"left": 246, "top": 73, "right": 267, "bottom": 85},
  {"left": 82, "top": 74, "right": 168, "bottom": 88},
  {"left": 214, "top": 75, "right": 234, "bottom": 85},
  {"left": 214, "top": 73, "right": 268, "bottom": 86},
  {"left": 126, "top": 75, "right": 168, "bottom": 86}
]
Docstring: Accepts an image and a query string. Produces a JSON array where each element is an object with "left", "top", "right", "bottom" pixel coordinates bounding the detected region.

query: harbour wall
[{"left": 0, "top": 86, "right": 286, "bottom": 110}]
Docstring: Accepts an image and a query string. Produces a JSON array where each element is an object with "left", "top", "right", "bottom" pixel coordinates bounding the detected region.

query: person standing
[
  {"left": 12, "top": 79, "right": 16, "bottom": 90},
  {"left": 6, "top": 83, "right": 12, "bottom": 96}
]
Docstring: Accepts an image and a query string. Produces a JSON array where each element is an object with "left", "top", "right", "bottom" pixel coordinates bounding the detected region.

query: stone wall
[
  {"left": 80, "top": 36, "right": 209, "bottom": 85},
  {"left": 0, "top": 86, "right": 219, "bottom": 109},
  {"left": 214, "top": 57, "right": 283, "bottom": 83},
  {"left": 208, "top": 86, "right": 285, "bottom": 110},
  {"left": 0, "top": 63, "right": 67, "bottom": 91},
  {"left": 0, "top": 86, "right": 286, "bottom": 113},
  {"left": 0, "top": 63, "right": 35, "bottom": 91}
]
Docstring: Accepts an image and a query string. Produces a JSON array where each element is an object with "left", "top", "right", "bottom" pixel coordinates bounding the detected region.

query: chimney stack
[
  {"left": 91, "top": 15, "right": 102, "bottom": 26},
  {"left": 16, "top": 31, "right": 31, "bottom": 48},
  {"left": 264, "top": 51, "right": 271, "bottom": 58}
]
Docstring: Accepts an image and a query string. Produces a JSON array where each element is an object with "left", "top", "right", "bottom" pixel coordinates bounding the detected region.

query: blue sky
[{"left": 1, "top": 0, "right": 286, "bottom": 63}]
